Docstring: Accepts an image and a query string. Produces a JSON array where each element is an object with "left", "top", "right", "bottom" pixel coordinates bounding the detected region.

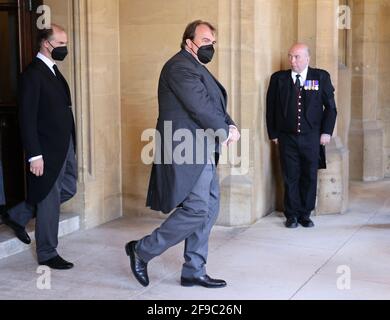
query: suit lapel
[
  {"left": 206, "top": 69, "right": 228, "bottom": 111},
  {"left": 198, "top": 64, "right": 227, "bottom": 112},
  {"left": 33, "top": 58, "right": 71, "bottom": 105},
  {"left": 278, "top": 71, "right": 291, "bottom": 118},
  {"left": 180, "top": 50, "right": 227, "bottom": 112},
  {"left": 55, "top": 69, "right": 72, "bottom": 104}
]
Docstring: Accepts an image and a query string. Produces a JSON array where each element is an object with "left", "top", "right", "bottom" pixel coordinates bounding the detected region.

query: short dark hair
[{"left": 181, "top": 20, "right": 216, "bottom": 50}]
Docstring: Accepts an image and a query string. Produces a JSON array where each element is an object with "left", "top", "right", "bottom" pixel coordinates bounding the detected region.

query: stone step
[{"left": 0, "top": 213, "right": 80, "bottom": 260}]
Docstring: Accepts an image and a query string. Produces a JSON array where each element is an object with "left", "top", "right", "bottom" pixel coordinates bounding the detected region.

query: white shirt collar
[
  {"left": 291, "top": 66, "right": 309, "bottom": 86},
  {"left": 36, "top": 52, "right": 56, "bottom": 75}
]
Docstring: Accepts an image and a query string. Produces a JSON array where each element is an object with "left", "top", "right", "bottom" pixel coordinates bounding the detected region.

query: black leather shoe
[
  {"left": 285, "top": 217, "right": 298, "bottom": 228},
  {"left": 298, "top": 217, "right": 315, "bottom": 228},
  {"left": 1, "top": 213, "right": 31, "bottom": 244},
  {"left": 39, "top": 255, "right": 74, "bottom": 270},
  {"left": 125, "top": 241, "right": 149, "bottom": 287},
  {"left": 181, "top": 275, "right": 227, "bottom": 288}
]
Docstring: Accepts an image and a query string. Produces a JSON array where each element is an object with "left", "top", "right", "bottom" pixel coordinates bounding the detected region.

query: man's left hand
[{"left": 320, "top": 134, "right": 331, "bottom": 146}]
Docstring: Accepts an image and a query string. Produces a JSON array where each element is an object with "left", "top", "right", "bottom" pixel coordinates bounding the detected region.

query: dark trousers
[
  {"left": 0, "top": 160, "right": 5, "bottom": 205},
  {"left": 278, "top": 132, "right": 320, "bottom": 219},
  {"left": 0, "top": 129, "right": 5, "bottom": 205},
  {"left": 8, "top": 140, "right": 77, "bottom": 262}
]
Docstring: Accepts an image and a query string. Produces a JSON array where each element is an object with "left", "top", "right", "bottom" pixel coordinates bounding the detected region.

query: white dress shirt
[
  {"left": 37, "top": 52, "right": 56, "bottom": 76},
  {"left": 291, "top": 66, "right": 308, "bottom": 87},
  {"left": 29, "top": 53, "right": 57, "bottom": 163}
]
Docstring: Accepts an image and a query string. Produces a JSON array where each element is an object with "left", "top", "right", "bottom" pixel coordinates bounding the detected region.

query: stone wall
[
  {"left": 378, "top": 0, "right": 390, "bottom": 176},
  {"left": 35, "top": 0, "right": 390, "bottom": 229},
  {"left": 350, "top": 0, "right": 390, "bottom": 182},
  {"left": 45, "top": 0, "right": 123, "bottom": 229},
  {"left": 119, "top": 0, "right": 220, "bottom": 217}
]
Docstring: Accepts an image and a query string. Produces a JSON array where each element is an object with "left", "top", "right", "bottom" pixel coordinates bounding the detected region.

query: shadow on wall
[{"left": 270, "top": 143, "right": 284, "bottom": 212}]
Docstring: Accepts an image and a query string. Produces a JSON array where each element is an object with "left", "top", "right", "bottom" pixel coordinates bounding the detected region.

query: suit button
[
  {"left": 298, "top": 109, "right": 302, "bottom": 112},
  {"left": 298, "top": 123, "right": 301, "bottom": 126},
  {"left": 298, "top": 130, "right": 301, "bottom": 133}
]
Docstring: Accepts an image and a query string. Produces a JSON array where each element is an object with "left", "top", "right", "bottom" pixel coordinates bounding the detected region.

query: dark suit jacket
[
  {"left": 266, "top": 67, "right": 337, "bottom": 169},
  {"left": 0, "top": 129, "right": 4, "bottom": 205},
  {"left": 0, "top": 161, "right": 5, "bottom": 205},
  {"left": 146, "top": 49, "right": 236, "bottom": 214},
  {"left": 18, "top": 57, "right": 76, "bottom": 204}
]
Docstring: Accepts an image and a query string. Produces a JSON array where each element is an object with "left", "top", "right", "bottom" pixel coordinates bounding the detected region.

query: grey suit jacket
[{"left": 146, "top": 49, "right": 236, "bottom": 214}]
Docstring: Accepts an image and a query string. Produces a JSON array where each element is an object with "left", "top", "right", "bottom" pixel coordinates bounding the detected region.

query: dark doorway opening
[{"left": 0, "top": 0, "right": 42, "bottom": 214}]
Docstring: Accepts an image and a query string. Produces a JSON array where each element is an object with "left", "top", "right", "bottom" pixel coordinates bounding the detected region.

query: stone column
[
  {"left": 360, "top": 0, "right": 384, "bottom": 181},
  {"left": 62, "top": 0, "right": 123, "bottom": 229},
  {"left": 350, "top": 0, "right": 385, "bottom": 182},
  {"left": 216, "top": 0, "right": 297, "bottom": 226},
  {"left": 217, "top": 0, "right": 254, "bottom": 226}
]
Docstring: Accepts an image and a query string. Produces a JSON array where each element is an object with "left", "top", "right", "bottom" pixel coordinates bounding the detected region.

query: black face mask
[
  {"left": 49, "top": 42, "right": 68, "bottom": 61},
  {"left": 191, "top": 40, "right": 215, "bottom": 64}
]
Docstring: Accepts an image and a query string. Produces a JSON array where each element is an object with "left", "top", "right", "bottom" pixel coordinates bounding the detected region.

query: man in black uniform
[{"left": 266, "top": 43, "right": 337, "bottom": 228}]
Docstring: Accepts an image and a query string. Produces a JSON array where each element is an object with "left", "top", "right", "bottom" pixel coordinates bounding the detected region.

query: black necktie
[
  {"left": 295, "top": 74, "right": 301, "bottom": 90},
  {"left": 53, "top": 64, "right": 60, "bottom": 78}
]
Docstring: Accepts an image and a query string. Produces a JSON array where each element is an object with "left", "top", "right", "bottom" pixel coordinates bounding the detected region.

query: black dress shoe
[
  {"left": 298, "top": 217, "right": 315, "bottom": 228},
  {"left": 285, "top": 217, "right": 298, "bottom": 228},
  {"left": 181, "top": 275, "right": 227, "bottom": 288},
  {"left": 1, "top": 213, "right": 31, "bottom": 244},
  {"left": 39, "top": 255, "right": 74, "bottom": 270},
  {"left": 125, "top": 241, "right": 149, "bottom": 287}
]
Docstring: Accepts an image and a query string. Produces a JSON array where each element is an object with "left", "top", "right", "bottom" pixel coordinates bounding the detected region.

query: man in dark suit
[
  {"left": 0, "top": 130, "right": 4, "bottom": 208},
  {"left": 125, "top": 20, "right": 240, "bottom": 288},
  {"left": 1, "top": 24, "right": 77, "bottom": 269},
  {"left": 266, "top": 43, "right": 337, "bottom": 229},
  {"left": 0, "top": 162, "right": 4, "bottom": 208}
]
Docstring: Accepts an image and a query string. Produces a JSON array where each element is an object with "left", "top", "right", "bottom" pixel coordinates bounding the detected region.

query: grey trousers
[
  {"left": 137, "top": 163, "right": 220, "bottom": 278},
  {"left": 8, "top": 140, "right": 77, "bottom": 262}
]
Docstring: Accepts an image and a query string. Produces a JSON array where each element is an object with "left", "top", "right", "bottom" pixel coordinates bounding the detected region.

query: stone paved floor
[{"left": 0, "top": 180, "right": 389, "bottom": 300}]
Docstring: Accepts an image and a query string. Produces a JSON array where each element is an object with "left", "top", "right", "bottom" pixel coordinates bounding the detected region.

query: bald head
[
  {"left": 51, "top": 24, "right": 66, "bottom": 35},
  {"left": 288, "top": 43, "right": 311, "bottom": 73}
]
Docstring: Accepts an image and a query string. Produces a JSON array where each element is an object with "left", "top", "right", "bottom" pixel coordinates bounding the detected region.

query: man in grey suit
[{"left": 125, "top": 20, "right": 240, "bottom": 288}]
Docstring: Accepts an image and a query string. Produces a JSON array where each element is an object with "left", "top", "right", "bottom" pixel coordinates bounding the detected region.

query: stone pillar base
[
  {"left": 217, "top": 174, "right": 253, "bottom": 227},
  {"left": 363, "top": 120, "right": 384, "bottom": 182},
  {"left": 315, "top": 136, "right": 349, "bottom": 215}
]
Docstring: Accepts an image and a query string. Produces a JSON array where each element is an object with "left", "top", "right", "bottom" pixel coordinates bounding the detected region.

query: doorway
[{"left": 0, "top": 0, "right": 42, "bottom": 213}]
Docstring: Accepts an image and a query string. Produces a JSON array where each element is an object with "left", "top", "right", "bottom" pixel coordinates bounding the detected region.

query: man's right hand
[
  {"left": 30, "top": 159, "right": 44, "bottom": 177},
  {"left": 272, "top": 139, "right": 278, "bottom": 145}
]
